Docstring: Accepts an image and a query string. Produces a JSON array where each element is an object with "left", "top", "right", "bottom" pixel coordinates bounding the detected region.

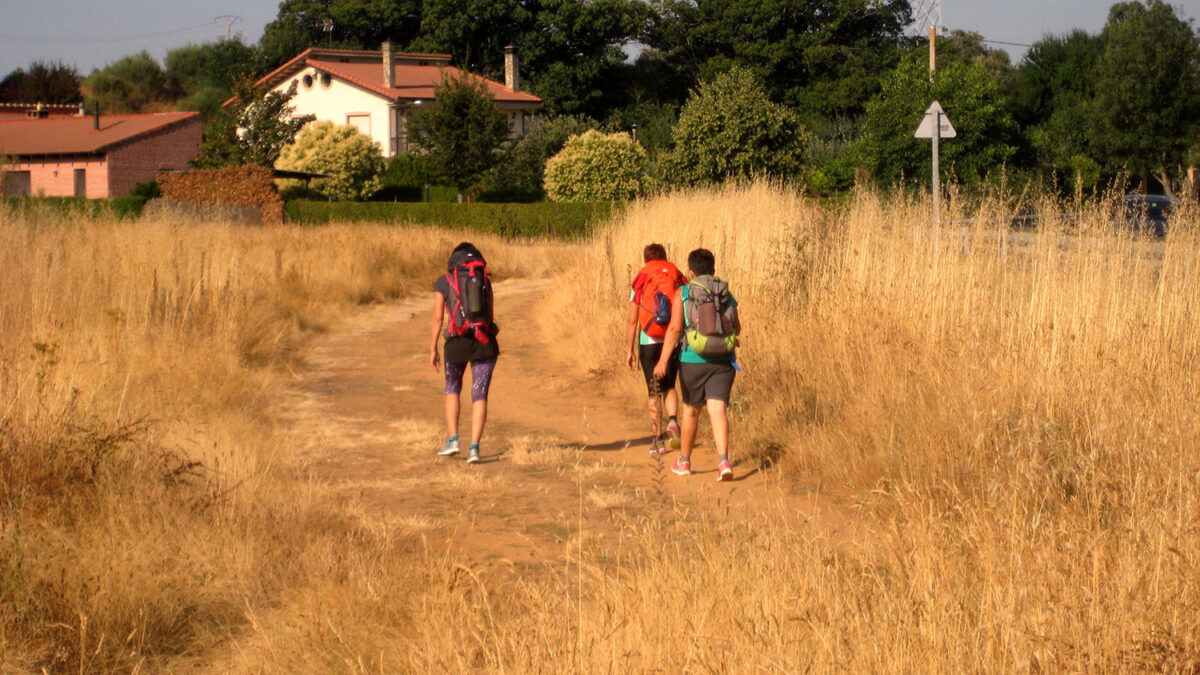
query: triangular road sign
[{"left": 914, "top": 100, "right": 956, "bottom": 138}]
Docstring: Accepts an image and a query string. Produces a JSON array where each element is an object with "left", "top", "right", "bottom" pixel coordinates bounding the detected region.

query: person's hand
[
  {"left": 653, "top": 360, "right": 667, "bottom": 379},
  {"left": 626, "top": 350, "right": 637, "bottom": 370},
  {"left": 430, "top": 349, "right": 441, "bottom": 372}
]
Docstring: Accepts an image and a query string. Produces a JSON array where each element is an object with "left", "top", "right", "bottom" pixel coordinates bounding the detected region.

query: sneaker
[
  {"left": 666, "top": 421, "right": 681, "bottom": 448},
  {"left": 438, "top": 437, "right": 460, "bottom": 456},
  {"left": 717, "top": 458, "right": 733, "bottom": 481},
  {"left": 466, "top": 445, "right": 481, "bottom": 463},
  {"left": 670, "top": 455, "right": 691, "bottom": 476},
  {"left": 649, "top": 440, "right": 668, "bottom": 456}
]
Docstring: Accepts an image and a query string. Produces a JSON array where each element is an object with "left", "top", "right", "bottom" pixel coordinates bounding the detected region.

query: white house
[{"left": 250, "top": 43, "right": 542, "bottom": 157}]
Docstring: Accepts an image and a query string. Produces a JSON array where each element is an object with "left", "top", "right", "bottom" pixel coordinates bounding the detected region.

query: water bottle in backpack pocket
[{"left": 684, "top": 276, "right": 738, "bottom": 357}]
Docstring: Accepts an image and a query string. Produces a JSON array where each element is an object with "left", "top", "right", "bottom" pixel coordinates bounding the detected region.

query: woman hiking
[{"left": 430, "top": 242, "right": 498, "bottom": 464}]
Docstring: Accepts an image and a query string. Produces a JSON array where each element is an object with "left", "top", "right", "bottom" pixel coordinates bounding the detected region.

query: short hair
[
  {"left": 643, "top": 243, "right": 667, "bottom": 262},
  {"left": 687, "top": 248, "right": 715, "bottom": 276}
]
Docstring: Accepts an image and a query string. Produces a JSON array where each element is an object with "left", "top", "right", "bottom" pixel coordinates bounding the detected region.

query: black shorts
[
  {"left": 638, "top": 343, "right": 679, "bottom": 396},
  {"left": 679, "top": 361, "right": 736, "bottom": 407}
]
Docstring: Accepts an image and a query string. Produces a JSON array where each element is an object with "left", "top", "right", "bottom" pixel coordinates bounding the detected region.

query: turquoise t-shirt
[{"left": 679, "top": 284, "right": 738, "bottom": 364}]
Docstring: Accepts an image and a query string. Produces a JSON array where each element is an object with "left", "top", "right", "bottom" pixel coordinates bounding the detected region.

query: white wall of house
[{"left": 271, "top": 68, "right": 393, "bottom": 158}]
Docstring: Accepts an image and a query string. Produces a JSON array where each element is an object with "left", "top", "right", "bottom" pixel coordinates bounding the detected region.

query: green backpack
[{"left": 684, "top": 275, "right": 739, "bottom": 357}]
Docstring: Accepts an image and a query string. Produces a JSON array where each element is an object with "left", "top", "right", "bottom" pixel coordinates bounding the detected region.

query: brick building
[{"left": 0, "top": 111, "right": 202, "bottom": 198}]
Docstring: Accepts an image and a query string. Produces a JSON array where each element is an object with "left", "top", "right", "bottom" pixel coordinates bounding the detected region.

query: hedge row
[
  {"left": 159, "top": 165, "right": 283, "bottom": 225},
  {"left": 284, "top": 200, "right": 620, "bottom": 239},
  {"left": 1, "top": 196, "right": 147, "bottom": 220}
]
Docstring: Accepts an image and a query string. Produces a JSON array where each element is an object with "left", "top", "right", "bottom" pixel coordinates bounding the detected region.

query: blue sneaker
[{"left": 438, "top": 436, "right": 460, "bottom": 456}]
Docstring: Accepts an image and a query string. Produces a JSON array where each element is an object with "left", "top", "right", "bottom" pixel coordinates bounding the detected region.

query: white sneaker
[
  {"left": 438, "top": 437, "right": 460, "bottom": 456},
  {"left": 466, "top": 446, "right": 481, "bottom": 463}
]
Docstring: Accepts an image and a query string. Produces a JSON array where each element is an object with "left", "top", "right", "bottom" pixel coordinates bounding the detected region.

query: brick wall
[
  {"left": 106, "top": 116, "right": 203, "bottom": 197},
  {"left": 5, "top": 157, "right": 108, "bottom": 197}
]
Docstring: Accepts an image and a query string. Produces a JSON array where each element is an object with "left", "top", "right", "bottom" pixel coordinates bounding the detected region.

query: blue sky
[{"left": 0, "top": 0, "right": 1195, "bottom": 77}]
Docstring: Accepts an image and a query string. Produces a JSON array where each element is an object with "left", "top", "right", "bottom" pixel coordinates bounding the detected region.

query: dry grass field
[{"left": 3, "top": 185, "right": 1199, "bottom": 672}]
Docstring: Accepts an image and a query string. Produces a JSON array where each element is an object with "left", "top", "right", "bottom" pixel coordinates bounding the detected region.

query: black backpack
[{"left": 445, "top": 248, "right": 496, "bottom": 344}]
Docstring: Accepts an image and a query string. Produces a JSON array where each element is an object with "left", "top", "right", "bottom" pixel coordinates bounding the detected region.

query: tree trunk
[{"left": 1156, "top": 166, "right": 1175, "bottom": 198}]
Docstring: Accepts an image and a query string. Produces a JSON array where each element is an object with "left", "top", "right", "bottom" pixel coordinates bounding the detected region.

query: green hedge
[
  {"left": 2, "top": 196, "right": 148, "bottom": 220},
  {"left": 285, "top": 200, "right": 621, "bottom": 239}
]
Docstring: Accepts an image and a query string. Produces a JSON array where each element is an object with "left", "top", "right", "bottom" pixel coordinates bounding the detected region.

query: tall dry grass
[
  {"left": 535, "top": 181, "right": 1200, "bottom": 669},
  {"left": 0, "top": 211, "right": 565, "bottom": 671}
]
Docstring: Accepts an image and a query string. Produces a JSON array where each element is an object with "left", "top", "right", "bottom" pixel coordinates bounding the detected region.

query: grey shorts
[{"left": 679, "top": 361, "right": 735, "bottom": 407}]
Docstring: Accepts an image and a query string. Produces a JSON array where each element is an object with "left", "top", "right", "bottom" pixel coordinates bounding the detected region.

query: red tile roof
[
  {"left": 251, "top": 47, "right": 541, "bottom": 106},
  {"left": 0, "top": 112, "right": 199, "bottom": 157}
]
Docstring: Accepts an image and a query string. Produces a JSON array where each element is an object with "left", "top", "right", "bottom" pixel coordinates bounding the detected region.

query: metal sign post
[{"left": 914, "top": 100, "right": 956, "bottom": 228}]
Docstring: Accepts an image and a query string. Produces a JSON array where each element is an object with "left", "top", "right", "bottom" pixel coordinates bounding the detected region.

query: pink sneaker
[
  {"left": 666, "top": 421, "right": 681, "bottom": 448},
  {"left": 649, "top": 440, "right": 668, "bottom": 456},
  {"left": 717, "top": 458, "right": 733, "bottom": 481},
  {"left": 670, "top": 455, "right": 691, "bottom": 476}
]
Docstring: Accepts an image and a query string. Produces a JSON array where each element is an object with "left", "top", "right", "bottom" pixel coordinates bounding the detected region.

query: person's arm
[
  {"left": 625, "top": 301, "right": 640, "bottom": 370},
  {"left": 653, "top": 289, "right": 685, "bottom": 378},
  {"left": 430, "top": 293, "right": 444, "bottom": 371}
]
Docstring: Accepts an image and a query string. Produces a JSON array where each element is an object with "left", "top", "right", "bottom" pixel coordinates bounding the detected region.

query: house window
[
  {"left": 74, "top": 168, "right": 86, "bottom": 197},
  {"left": 3, "top": 170, "right": 31, "bottom": 196},
  {"left": 347, "top": 113, "right": 371, "bottom": 136},
  {"left": 303, "top": 74, "right": 314, "bottom": 88}
]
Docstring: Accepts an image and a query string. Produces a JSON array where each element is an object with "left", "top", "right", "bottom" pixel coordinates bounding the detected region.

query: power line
[{"left": 0, "top": 22, "right": 219, "bottom": 45}]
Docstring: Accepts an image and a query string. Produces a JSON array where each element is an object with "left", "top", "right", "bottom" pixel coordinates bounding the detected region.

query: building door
[
  {"left": 74, "top": 168, "right": 86, "bottom": 197},
  {"left": 3, "top": 170, "right": 31, "bottom": 196}
]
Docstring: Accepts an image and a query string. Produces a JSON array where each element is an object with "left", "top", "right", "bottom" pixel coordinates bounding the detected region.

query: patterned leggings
[{"left": 444, "top": 357, "right": 498, "bottom": 402}]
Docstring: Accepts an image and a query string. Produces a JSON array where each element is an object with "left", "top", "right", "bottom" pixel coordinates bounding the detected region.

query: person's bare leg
[
  {"left": 664, "top": 389, "right": 678, "bottom": 420},
  {"left": 647, "top": 394, "right": 663, "bottom": 441},
  {"left": 444, "top": 393, "right": 460, "bottom": 437},
  {"left": 706, "top": 398, "right": 729, "bottom": 457},
  {"left": 470, "top": 400, "right": 487, "bottom": 445},
  {"left": 679, "top": 404, "right": 701, "bottom": 459}
]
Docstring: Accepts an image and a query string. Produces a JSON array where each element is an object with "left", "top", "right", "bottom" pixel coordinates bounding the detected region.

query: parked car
[{"left": 1119, "top": 194, "right": 1176, "bottom": 236}]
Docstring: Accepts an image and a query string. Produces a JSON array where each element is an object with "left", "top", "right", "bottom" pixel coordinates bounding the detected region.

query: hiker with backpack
[
  {"left": 627, "top": 243, "right": 687, "bottom": 456},
  {"left": 430, "top": 242, "right": 498, "bottom": 464},
  {"left": 654, "top": 248, "right": 740, "bottom": 481}
]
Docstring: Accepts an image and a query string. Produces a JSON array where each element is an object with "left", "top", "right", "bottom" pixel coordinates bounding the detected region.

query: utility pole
[{"left": 215, "top": 15, "right": 241, "bottom": 41}]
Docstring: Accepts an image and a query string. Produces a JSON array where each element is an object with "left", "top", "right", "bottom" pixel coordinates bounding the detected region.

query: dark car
[{"left": 1119, "top": 194, "right": 1177, "bottom": 236}]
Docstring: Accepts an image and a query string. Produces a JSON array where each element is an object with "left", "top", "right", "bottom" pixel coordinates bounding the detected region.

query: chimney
[
  {"left": 382, "top": 40, "right": 394, "bottom": 88},
  {"left": 504, "top": 44, "right": 519, "bottom": 92}
]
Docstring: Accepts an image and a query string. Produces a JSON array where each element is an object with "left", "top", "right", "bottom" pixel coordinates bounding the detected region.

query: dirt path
[{"left": 279, "top": 279, "right": 860, "bottom": 573}]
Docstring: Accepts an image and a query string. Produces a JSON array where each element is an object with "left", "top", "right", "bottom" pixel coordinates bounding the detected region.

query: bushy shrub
[
  {"left": 276, "top": 121, "right": 385, "bottom": 201},
  {"left": 487, "top": 115, "right": 595, "bottom": 199},
  {"left": 158, "top": 164, "right": 283, "bottom": 223},
  {"left": 543, "top": 130, "right": 649, "bottom": 202},
  {"left": 664, "top": 67, "right": 808, "bottom": 186}
]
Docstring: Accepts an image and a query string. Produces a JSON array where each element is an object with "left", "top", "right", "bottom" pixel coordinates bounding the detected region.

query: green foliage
[
  {"left": 2, "top": 196, "right": 147, "bottom": 220},
  {"left": 276, "top": 121, "right": 385, "bottom": 201},
  {"left": 859, "top": 51, "right": 1018, "bottom": 186},
  {"left": 84, "top": 51, "right": 167, "bottom": 113},
  {"left": 407, "top": 73, "right": 510, "bottom": 199},
  {"left": 285, "top": 199, "right": 620, "bottom": 238},
  {"left": 0, "top": 61, "right": 81, "bottom": 104},
  {"left": 646, "top": 0, "right": 913, "bottom": 123},
  {"left": 1089, "top": 0, "right": 1200, "bottom": 187},
  {"left": 192, "top": 79, "right": 314, "bottom": 169},
  {"left": 488, "top": 115, "right": 595, "bottom": 198},
  {"left": 257, "top": 0, "right": 426, "bottom": 72},
  {"left": 544, "top": 130, "right": 650, "bottom": 201},
  {"left": 663, "top": 67, "right": 808, "bottom": 186},
  {"left": 1010, "top": 30, "right": 1102, "bottom": 170},
  {"left": 164, "top": 39, "right": 256, "bottom": 117},
  {"left": 380, "top": 153, "right": 432, "bottom": 188},
  {"left": 1067, "top": 154, "right": 1102, "bottom": 194}
]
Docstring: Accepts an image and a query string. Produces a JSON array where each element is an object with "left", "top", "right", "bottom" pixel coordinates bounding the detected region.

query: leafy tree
[
  {"left": 84, "top": 51, "right": 168, "bottom": 113},
  {"left": 544, "top": 130, "right": 649, "bottom": 201},
  {"left": 192, "top": 78, "right": 314, "bottom": 169},
  {"left": 1009, "top": 30, "right": 1102, "bottom": 170},
  {"left": 859, "top": 51, "right": 1018, "bottom": 186},
  {"left": 1089, "top": 0, "right": 1200, "bottom": 192},
  {"left": 663, "top": 67, "right": 808, "bottom": 186},
  {"left": 487, "top": 115, "right": 594, "bottom": 198},
  {"left": 645, "top": 0, "right": 912, "bottom": 123},
  {"left": 407, "top": 73, "right": 510, "bottom": 201},
  {"left": 257, "top": 0, "right": 425, "bottom": 71},
  {"left": 0, "top": 61, "right": 81, "bottom": 104},
  {"left": 165, "top": 39, "right": 257, "bottom": 117},
  {"left": 276, "top": 121, "right": 385, "bottom": 200}
]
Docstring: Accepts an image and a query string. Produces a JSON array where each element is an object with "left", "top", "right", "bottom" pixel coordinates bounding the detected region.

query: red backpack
[
  {"left": 445, "top": 249, "right": 496, "bottom": 344},
  {"left": 632, "top": 260, "right": 685, "bottom": 341}
]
